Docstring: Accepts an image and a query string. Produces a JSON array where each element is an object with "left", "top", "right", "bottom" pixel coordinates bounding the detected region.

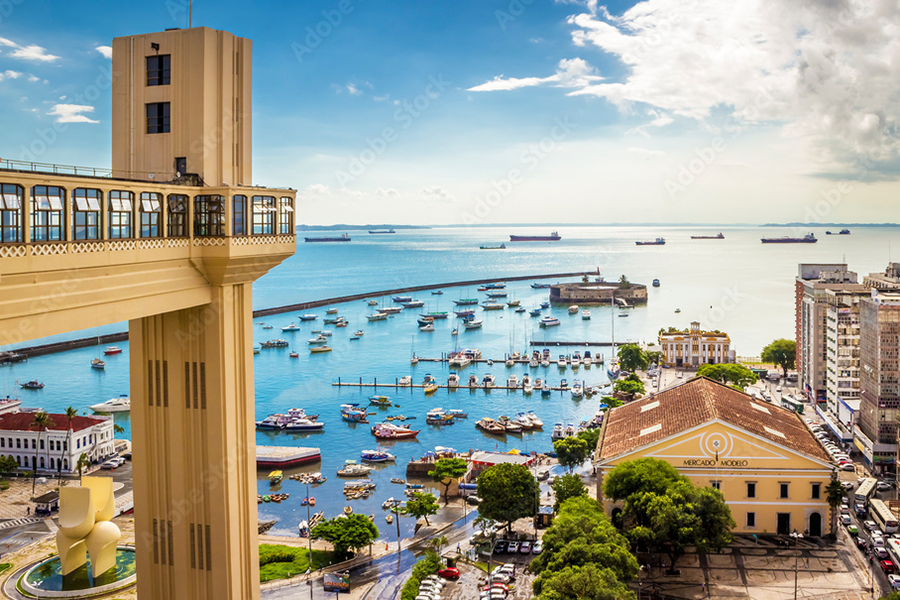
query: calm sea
[{"left": 1, "top": 225, "right": 896, "bottom": 537}]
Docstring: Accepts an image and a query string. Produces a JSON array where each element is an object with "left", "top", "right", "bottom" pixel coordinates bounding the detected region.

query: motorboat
[
  {"left": 515, "top": 306, "right": 526, "bottom": 313},
  {"left": 289, "top": 351, "right": 299, "bottom": 358},
  {"left": 380, "top": 306, "right": 403, "bottom": 314},
  {"left": 510, "top": 415, "right": 532, "bottom": 430},
  {"left": 476, "top": 417, "right": 506, "bottom": 435},
  {"left": 448, "top": 373, "right": 460, "bottom": 388},
  {"left": 325, "top": 308, "right": 338, "bottom": 314},
  {"left": 564, "top": 423, "right": 577, "bottom": 437},
  {"left": 581, "top": 310, "right": 591, "bottom": 320},
  {"left": 320, "top": 330, "right": 333, "bottom": 337},
  {"left": 568, "top": 305, "right": 579, "bottom": 314},
  {"left": 505, "top": 357, "right": 515, "bottom": 368},
  {"left": 309, "top": 346, "right": 332, "bottom": 353},
  {"left": 462, "top": 319, "right": 483, "bottom": 329},
  {"left": 369, "top": 395, "right": 393, "bottom": 406},
  {"left": 560, "top": 378, "right": 569, "bottom": 389},
  {"left": 419, "top": 324, "right": 435, "bottom": 332},
  {"left": 337, "top": 463, "right": 373, "bottom": 477},
  {"left": 447, "top": 409, "right": 467, "bottom": 419},
  {"left": 262, "top": 325, "right": 274, "bottom": 330},
  {"left": 451, "top": 328, "right": 458, "bottom": 336},
  {"left": 103, "top": 346, "right": 123, "bottom": 355},
  {"left": 282, "top": 323, "right": 301, "bottom": 332},
  {"left": 468, "top": 374, "right": 479, "bottom": 387},
  {"left": 541, "top": 358, "right": 550, "bottom": 368},
  {"left": 529, "top": 356, "right": 539, "bottom": 368},
  {"left": 366, "top": 313, "right": 388, "bottom": 321},
  {"left": 423, "top": 374, "right": 435, "bottom": 384},
  {"left": 526, "top": 411, "right": 544, "bottom": 429},
  {"left": 91, "top": 358, "right": 106, "bottom": 370},
  {"left": 448, "top": 354, "right": 472, "bottom": 368},
  {"left": 399, "top": 376, "right": 412, "bottom": 386},
  {"left": 299, "top": 314, "right": 318, "bottom": 321},
  {"left": 571, "top": 383, "right": 584, "bottom": 399},
  {"left": 340, "top": 404, "right": 368, "bottom": 422},
  {"left": 557, "top": 355, "right": 567, "bottom": 368},
  {"left": 284, "top": 418, "right": 324, "bottom": 432},
  {"left": 482, "top": 374, "right": 495, "bottom": 388},
  {"left": 529, "top": 308, "right": 542, "bottom": 316},
  {"left": 551, "top": 423, "right": 564, "bottom": 440},
  {"left": 424, "top": 383, "right": 438, "bottom": 395},
  {"left": 541, "top": 382, "right": 552, "bottom": 396},
  {"left": 522, "top": 374, "right": 531, "bottom": 386},
  {"left": 89, "top": 395, "right": 131, "bottom": 413},
  {"left": 355, "top": 330, "right": 364, "bottom": 337},
  {"left": 539, "top": 316, "right": 560, "bottom": 327},
  {"left": 540, "top": 301, "right": 550, "bottom": 309},
  {"left": 411, "top": 355, "right": 419, "bottom": 365},
  {"left": 498, "top": 416, "right": 522, "bottom": 433},
  {"left": 261, "top": 339, "right": 290, "bottom": 348},
  {"left": 308, "top": 334, "right": 328, "bottom": 344},
  {"left": 367, "top": 300, "right": 378, "bottom": 306},
  {"left": 584, "top": 352, "right": 593, "bottom": 367},
  {"left": 371, "top": 423, "right": 419, "bottom": 440},
  {"left": 361, "top": 450, "right": 396, "bottom": 463},
  {"left": 506, "top": 375, "right": 519, "bottom": 388}
]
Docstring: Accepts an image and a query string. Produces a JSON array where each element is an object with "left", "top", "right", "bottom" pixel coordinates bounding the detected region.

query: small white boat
[
  {"left": 462, "top": 319, "right": 483, "bottom": 329},
  {"left": 571, "top": 383, "right": 584, "bottom": 398},
  {"left": 282, "top": 322, "right": 301, "bottom": 332},
  {"left": 557, "top": 355, "right": 567, "bottom": 368},
  {"left": 419, "top": 324, "right": 434, "bottom": 332},
  {"left": 299, "top": 314, "right": 318, "bottom": 321},
  {"left": 89, "top": 395, "right": 130, "bottom": 413},
  {"left": 539, "top": 316, "right": 560, "bottom": 328},
  {"left": 399, "top": 376, "right": 412, "bottom": 386},
  {"left": 505, "top": 358, "right": 515, "bottom": 368},
  {"left": 526, "top": 411, "right": 544, "bottom": 429},
  {"left": 468, "top": 374, "right": 479, "bottom": 387},
  {"left": 308, "top": 335, "right": 328, "bottom": 344},
  {"left": 506, "top": 375, "right": 519, "bottom": 388},
  {"left": 568, "top": 305, "right": 579, "bottom": 314},
  {"left": 523, "top": 382, "right": 533, "bottom": 394},
  {"left": 581, "top": 310, "right": 591, "bottom": 320},
  {"left": 321, "top": 330, "right": 333, "bottom": 337},
  {"left": 448, "top": 373, "right": 460, "bottom": 388}
]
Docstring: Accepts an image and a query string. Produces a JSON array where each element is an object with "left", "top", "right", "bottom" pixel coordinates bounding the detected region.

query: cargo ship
[
  {"left": 304, "top": 233, "right": 351, "bottom": 242},
  {"left": 690, "top": 233, "right": 724, "bottom": 239},
  {"left": 368, "top": 229, "right": 396, "bottom": 234},
  {"left": 635, "top": 237, "right": 665, "bottom": 246},
  {"left": 509, "top": 231, "right": 561, "bottom": 242},
  {"left": 760, "top": 233, "right": 817, "bottom": 244}
]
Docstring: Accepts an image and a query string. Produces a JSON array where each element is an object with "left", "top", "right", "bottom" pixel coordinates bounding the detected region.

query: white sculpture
[{"left": 56, "top": 476, "right": 121, "bottom": 577}]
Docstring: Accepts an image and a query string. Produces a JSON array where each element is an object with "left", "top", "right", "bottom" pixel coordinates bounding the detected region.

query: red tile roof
[
  {"left": 0, "top": 413, "right": 106, "bottom": 433},
  {"left": 599, "top": 377, "right": 830, "bottom": 463}
]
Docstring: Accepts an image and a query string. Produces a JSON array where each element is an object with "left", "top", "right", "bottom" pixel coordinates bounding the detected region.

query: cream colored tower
[{"left": 111, "top": 27, "right": 252, "bottom": 186}]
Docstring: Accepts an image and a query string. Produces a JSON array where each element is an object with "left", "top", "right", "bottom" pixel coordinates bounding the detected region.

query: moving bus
[
  {"left": 856, "top": 478, "right": 878, "bottom": 507},
  {"left": 781, "top": 396, "right": 804, "bottom": 414},
  {"left": 871, "top": 499, "right": 899, "bottom": 534}
]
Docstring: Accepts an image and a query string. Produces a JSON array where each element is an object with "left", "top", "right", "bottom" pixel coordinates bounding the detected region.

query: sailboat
[
  {"left": 606, "top": 295, "right": 619, "bottom": 380},
  {"left": 91, "top": 329, "right": 106, "bottom": 369}
]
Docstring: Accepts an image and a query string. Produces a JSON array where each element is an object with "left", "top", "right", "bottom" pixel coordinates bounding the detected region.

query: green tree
[
  {"left": 761, "top": 338, "right": 796, "bottom": 377},
  {"left": 577, "top": 428, "right": 600, "bottom": 453},
  {"left": 645, "top": 350, "right": 662, "bottom": 367},
  {"left": 612, "top": 379, "right": 644, "bottom": 401},
  {"left": 310, "top": 513, "right": 379, "bottom": 560},
  {"left": 554, "top": 437, "right": 590, "bottom": 472},
  {"left": 58, "top": 406, "right": 78, "bottom": 488},
  {"left": 617, "top": 344, "right": 648, "bottom": 373},
  {"left": 426, "top": 534, "right": 448, "bottom": 554},
  {"left": 550, "top": 473, "right": 587, "bottom": 512},
  {"left": 604, "top": 457, "right": 684, "bottom": 501},
  {"left": 75, "top": 453, "right": 90, "bottom": 477},
  {"left": 404, "top": 491, "right": 439, "bottom": 526},
  {"left": 696, "top": 364, "right": 757, "bottom": 389},
  {"left": 428, "top": 457, "right": 468, "bottom": 505},
  {"left": 531, "top": 497, "right": 638, "bottom": 588},
  {"left": 880, "top": 593, "right": 900, "bottom": 600},
  {"left": 618, "top": 275, "right": 631, "bottom": 289},
  {"left": 30, "top": 411, "right": 53, "bottom": 496},
  {"left": 826, "top": 477, "right": 845, "bottom": 536},
  {"left": 600, "top": 396, "right": 623, "bottom": 409},
  {"left": 477, "top": 463, "right": 540, "bottom": 532},
  {"left": 537, "top": 563, "right": 636, "bottom": 600},
  {"left": 0, "top": 455, "right": 17, "bottom": 475}
]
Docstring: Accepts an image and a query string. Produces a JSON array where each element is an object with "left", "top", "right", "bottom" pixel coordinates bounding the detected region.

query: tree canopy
[
  {"left": 554, "top": 437, "right": 590, "bottom": 472},
  {"left": 550, "top": 473, "right": 587, "bottom": 512},
  {"left": 476, "top": 463, "right": 539, "bottom": 530},
  {"left": 612, "top": 378, "right": 644, "bottom": 401},
  {"left": 537, "top": 564, "right": 636, "bottom": 600},
  {"left": 604, "top": 458, "right": 735, "bottom": 572},
  {"left": 531, "top": 496, "right": 638, "bottom": 598},
  {"left": 826, "top": 477, "right": 845, "bottom": 536},
  {"left": 696, "top": 364, "right": 758, "bottom": 389},
  {"left": 310, "top": 513, "right": 379, "bottom": 560},
  {"left": 404, "top": 491, "right": 439, "bottom": 526},
  {"left": 761, "top": 338, "right": 796, "bottom": 376},
  {"left": 428, "top": 457, "right": 469, "bottom": 505},
  {"left": 577, "top": 428, "right": 601, "bottom": 453},
  {"left": 617, "top": 344, "right": 648, "bottom": 373}
]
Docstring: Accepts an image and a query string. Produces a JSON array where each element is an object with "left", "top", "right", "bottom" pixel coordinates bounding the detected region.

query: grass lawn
[{"left": 259, "top": 544, "right": 337, "bottom": 583}]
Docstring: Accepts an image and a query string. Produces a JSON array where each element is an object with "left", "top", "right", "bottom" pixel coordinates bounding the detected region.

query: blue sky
[{"left": 2, "top": 0, "right": 899, "bottom": 224}]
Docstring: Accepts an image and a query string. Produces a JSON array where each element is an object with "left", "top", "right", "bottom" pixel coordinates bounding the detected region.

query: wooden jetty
[{"left": 331, "top": 377, "right": 594, "bottom": 393}]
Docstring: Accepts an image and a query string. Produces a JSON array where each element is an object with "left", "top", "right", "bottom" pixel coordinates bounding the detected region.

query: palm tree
[
  {"left": 30, "top": 411, "right": 53, "bottom": 496},
  {"left": 75, "top": 453, "right": 90, "bottom": 477},
  {"left": 825, "top": 476, "right": 845, "bottom": 536},
  {"left": 427, "top": 534, "right": 448, "bottom": 555},
  {"left": 58, "top": 407, "right": 78, "bottom": 488}
]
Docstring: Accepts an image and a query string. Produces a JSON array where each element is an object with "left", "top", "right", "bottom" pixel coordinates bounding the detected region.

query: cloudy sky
[{"left": 1, "top": 0, "right": 899, "bottom": 224}]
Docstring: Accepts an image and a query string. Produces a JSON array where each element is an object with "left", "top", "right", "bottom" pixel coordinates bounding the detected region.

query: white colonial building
[
  {"left": 0, "top": 411, "right": 116, "bottom": 473},
  {"left": 659, "top": 321, "right": 734, "bottom": 368}
]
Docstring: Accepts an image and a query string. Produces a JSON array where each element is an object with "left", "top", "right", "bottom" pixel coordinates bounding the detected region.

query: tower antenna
[{"left": 189, "top": 0, "right": 193, "bottom": 28}]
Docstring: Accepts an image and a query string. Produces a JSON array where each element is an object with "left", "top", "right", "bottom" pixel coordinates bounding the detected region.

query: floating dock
[{"left": 256, "top": 446, "right": 321, "bottom": 469}]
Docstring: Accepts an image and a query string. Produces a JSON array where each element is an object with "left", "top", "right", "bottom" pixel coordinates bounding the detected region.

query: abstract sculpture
[{"left": 56, "top": 476, "right": 121, "bottom": 577}]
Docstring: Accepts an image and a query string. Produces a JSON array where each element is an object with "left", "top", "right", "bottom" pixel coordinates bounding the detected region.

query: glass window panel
[
  {"left": 121, "top": 198, "right": 133, "bottom": 211},
  {"left": 2, "top": 193, "right": 18, "bottom": 209},
  {"left": 36, "top": 195, "right": 50, "bottom": 210},
  {"left": 48, "top": 195, "right": 62, "bottom": 210},
  {"left": 75, "top": 196, "right": 89, "bottom": 211},
  {"left": 110, "top": 198, "right": 122, "bottom": 212},
  {"left": 87, "top": 196, "right": 101, "bottom": 211}
]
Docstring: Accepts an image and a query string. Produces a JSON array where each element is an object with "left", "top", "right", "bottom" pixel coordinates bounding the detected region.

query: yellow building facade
[
  {"left": 658, "top": 321, "right": 733, "bottom": 368},
  {"left": 595, "top": 378, "right": 834, "bottom": 536},
  {"left": 0, "top": 26, "right": 295, "bottom": 600}
]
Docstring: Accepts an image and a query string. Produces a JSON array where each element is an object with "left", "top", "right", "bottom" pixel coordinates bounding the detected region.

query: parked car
[
  {"left": 519, "top": 541, "right": 532, "bottom": 554},
  {"left": 842, "top": 481, "right": 855, "bottom": 490},
  {"left": 878, "top": 481, "right": 893, "bottom": 491},
  {"left": 437, "top": 567, "right": 460, "bottom": 581},
  {"left": 841, "top": 515, "right": 852, "bottom": 526},
  {"left": 882, "top": 559, "right": 896, "bottom": 574},
  {"left": 493, "top": 541, "right": 507, "bottom": 554},
  {"left": 506, "top": 541, "right": 519, "bottom": 553},
  {"left": 865, "top": 520, "right": 878, "bottom": 531},
  {"left": 889, "top": 574, "right": 900, "bottom": 590},
  {"left": 100, "top": 459, "right": 121, "bottom": 470},
  {"left": 841, "top": 463, "right": 855, "bottom": 471},
  {"left": 532, "top": 540, "right": 543, "bottom": 554}
]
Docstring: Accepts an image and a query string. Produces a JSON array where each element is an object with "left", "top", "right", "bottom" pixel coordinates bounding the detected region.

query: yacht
[
  {"left": 523, "top": 381, "right": 533, "bottom": 394},
  {"left": 526, "top": 411, "right": 544, "bottom": 429},
  {"left": 103, "top": 346, "right": 123, "bottom": 355},
  {"left": 568, "top": 305, "right": 579, "bottom": 314},
  {"left": 419, "top": 324, "right": 434, "bottom": 332},
  {"left": 476, "top": 417, "right": 506, "bottom": 436},
  {"left": 581, "top": 310, "right": 591, "bottom": 320},
  {"left": 366, "top": 313, "right": 389, "bottom": 321},
  {"left": 551, "top": 423, "right": 564, "bottom": 440},
  {"left": 522, "top": 374, "right": 531, "bottom": 387},
  {"left": 361, "top": 450, "right": 396, "bottom": 463},
  {"left": 539, "top": 316, "right": 560, "bottom": 328},
  {"left": 583, "top": 352, "right": 592, "bottom": 367},
  {"left": 282, "top": 323, "right": 301, "bottom": 332},
  {"left": 557, "top": 355, "right": 567, "bottom": 368},
  {"left": 308, "top": 334, "right": 328, "bottom": 344},
  {"left": 399, "top": 376, "right": 412, "bottom": 386},
  {"left": 482, "top": 374, "right": 495, "bottom": 388},
  {"left": 448, "top": 373, "right": 460, "bottom": 388},
  {"left": 299, "top": 314, "right": 318, "bottom": 321},
  {"left": 468, "top": 374, "right": 479, "bottom": 388},
  {"left": 571, "top": 383, "right": 584, "bottom": 399},
  {"left": 560, "top": 378, "right": 569, "bottom": 389},
  {"left": 285, "top": 418, "right": 324, "bottom": 432},
  {"left": 541, "top": 382, "right": 552, "bottom": 396},
  {"left": 505, "top": 357, "right": 515, "bottom": 368},
  {"left": 506, "top": 375, "right": 519, "bottom": 388},
  {"left": 462, "top": 319, "right": 483, "bottom": 329},
  {"left": 89, "top": 395, "right": 130, "bottom": 413}
]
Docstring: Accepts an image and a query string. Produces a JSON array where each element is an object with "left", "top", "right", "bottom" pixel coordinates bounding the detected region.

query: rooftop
[
  {"left": 470, "top": 451, "right": 534, "bottom": 466},
  {"left": 0, "top": 412, "right": 108, "bottom": 433},
  {"left": 599, "top": 377, "right": 830, "bottom": 462}
]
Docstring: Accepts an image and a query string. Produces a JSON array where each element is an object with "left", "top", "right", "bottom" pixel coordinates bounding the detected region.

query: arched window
[
  {"left": 109, "top": 191, "right": 134, "bottom": 238},
  {"left": 278, "top": 197, "right": 294, "bottom": 234},
  {"left": 233, "top": 194, "right": 247, "bottom": 235},
  {"left": 0, "top": 183, "right": 23, "bottom": 243},
  {"left": 167, "top": 194, "right": 188, "bottom": 237},
  {"left": 31, "top": 185, "right": 65, "bottom": 241},
  {"left": 251, "top": 195, "right": 275, "bottom": 235},
  {"left": 40, "top": 456, "right": 44, "bottom": 468},
  {"left": 40, "top": 439, "right": 44, "bottom": 450},
  {"left": 139, "top": 192, "right": 162, "bottom": 237},
  {"left": 194, "top": 195, "right": 225, "bottom": 236},
  {"left": 72, "top": 188, "right": 102, "bottom": 240}
]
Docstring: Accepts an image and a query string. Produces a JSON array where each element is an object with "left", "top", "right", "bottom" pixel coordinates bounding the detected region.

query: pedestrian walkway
[{"left": 0, "top": 517, "right": 42, "bottom": 531}]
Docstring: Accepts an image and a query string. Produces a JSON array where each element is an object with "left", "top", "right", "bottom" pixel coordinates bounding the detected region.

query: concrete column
[{"left": 129, "top": 283, "right": 259, "bottom": 600}]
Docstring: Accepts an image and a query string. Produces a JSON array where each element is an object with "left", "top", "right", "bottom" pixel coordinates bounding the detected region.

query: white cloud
[
  {"left": 564, "top": 0, "right": 900, "bottom": 177},
  {"left": 346, "top": 83, "right": 361, "bottom": 96},
  {"left": 48, "top": 104, "right": 99, "bottom": 123},
  {"left": 303, "top": 183, "right": 332, "bottom": 196},
  {"left": 95, "top": 46, "right": 113, "bottom": 59},
  {"left": 0, "top": 37, "right": 59, "bottom": 62},
  {"left": 419, "top": 186, "right": 454, "bottom": 202},
  {"left": 374, "top": 187, "right": 398, "bottom": 197},
  {"left": 339, "top": 188, "right": 365, "bottom": 199},
  {"left": 0, "top": 70, "right": 22, "bottom": 81},
  {"left": 27, "top": 75, "right": 39, "bottom": 83},
  {"left": 468, "top": 58, "right": 603, "bottom": 92}
]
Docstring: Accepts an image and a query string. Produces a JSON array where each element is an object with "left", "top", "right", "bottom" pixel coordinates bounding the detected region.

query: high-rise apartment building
[{"left": 822, "top": 286, "right": 867, "bottom": 443}]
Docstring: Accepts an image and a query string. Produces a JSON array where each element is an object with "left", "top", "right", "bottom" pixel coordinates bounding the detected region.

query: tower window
[
  {"left": 108, "top": 191, "right": 134, "bottom": 239},
  {"left": 139, "top": 192, "right": 162, "bottom": 238},
  {"left": 194, "top": 195, "right": 225, "bottom": 237},
  {"left": 0, "top": 183, "right": 23, "bottom": 243},
  {"left": 147, "top": 54, "right": 170, "bottom": 86},
  {"left": 72, "top": 188, "right": 102, "bottom": 240},
  {"left": 167, "top": 194, "right": 188, "bottom": 237},
  {"left": 251, "top": 196, "right": 275, "bottom": 235},
  {"left": 233, "top": 195, "right": 246, "bottom": 236},
  {"left": 146, "top": 102, "right": 170, "bottom": 134},
  {"left": 31, "top": 185, "right": 65, "bottom": 242},
  {"left": 278, "top": 197, "right": 294, "bottom": 235}
]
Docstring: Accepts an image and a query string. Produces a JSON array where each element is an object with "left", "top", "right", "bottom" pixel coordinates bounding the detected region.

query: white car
[
  {"left": 841, "top": 463, "right": 855, "bottom": 471},
  {"left": 841, "top": 515, "right": 852, "bottom": 525},
  {"left": 889, "top": 574, "right": 900, "bottom": 590},
  {"left": 533, "top": 540, "right": 543, "bottom": 554},
  {"left": 865, "top": 520, "right": 878, "bottom": 531},
  {"left": 100, "top": 459, "right": 121, "bottom": 470},
  {"left": 878, "top": 481, "right": 893, "bottom": 491}
]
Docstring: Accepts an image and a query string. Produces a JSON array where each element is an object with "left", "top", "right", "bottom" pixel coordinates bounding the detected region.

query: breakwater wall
[{"left": 3, "top": 270, "right": 599, "bottom": 358}]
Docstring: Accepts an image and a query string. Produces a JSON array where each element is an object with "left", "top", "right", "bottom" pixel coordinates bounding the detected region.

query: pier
[{"left": 331, "top": 377, "right": 600, "bottom": 393}]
